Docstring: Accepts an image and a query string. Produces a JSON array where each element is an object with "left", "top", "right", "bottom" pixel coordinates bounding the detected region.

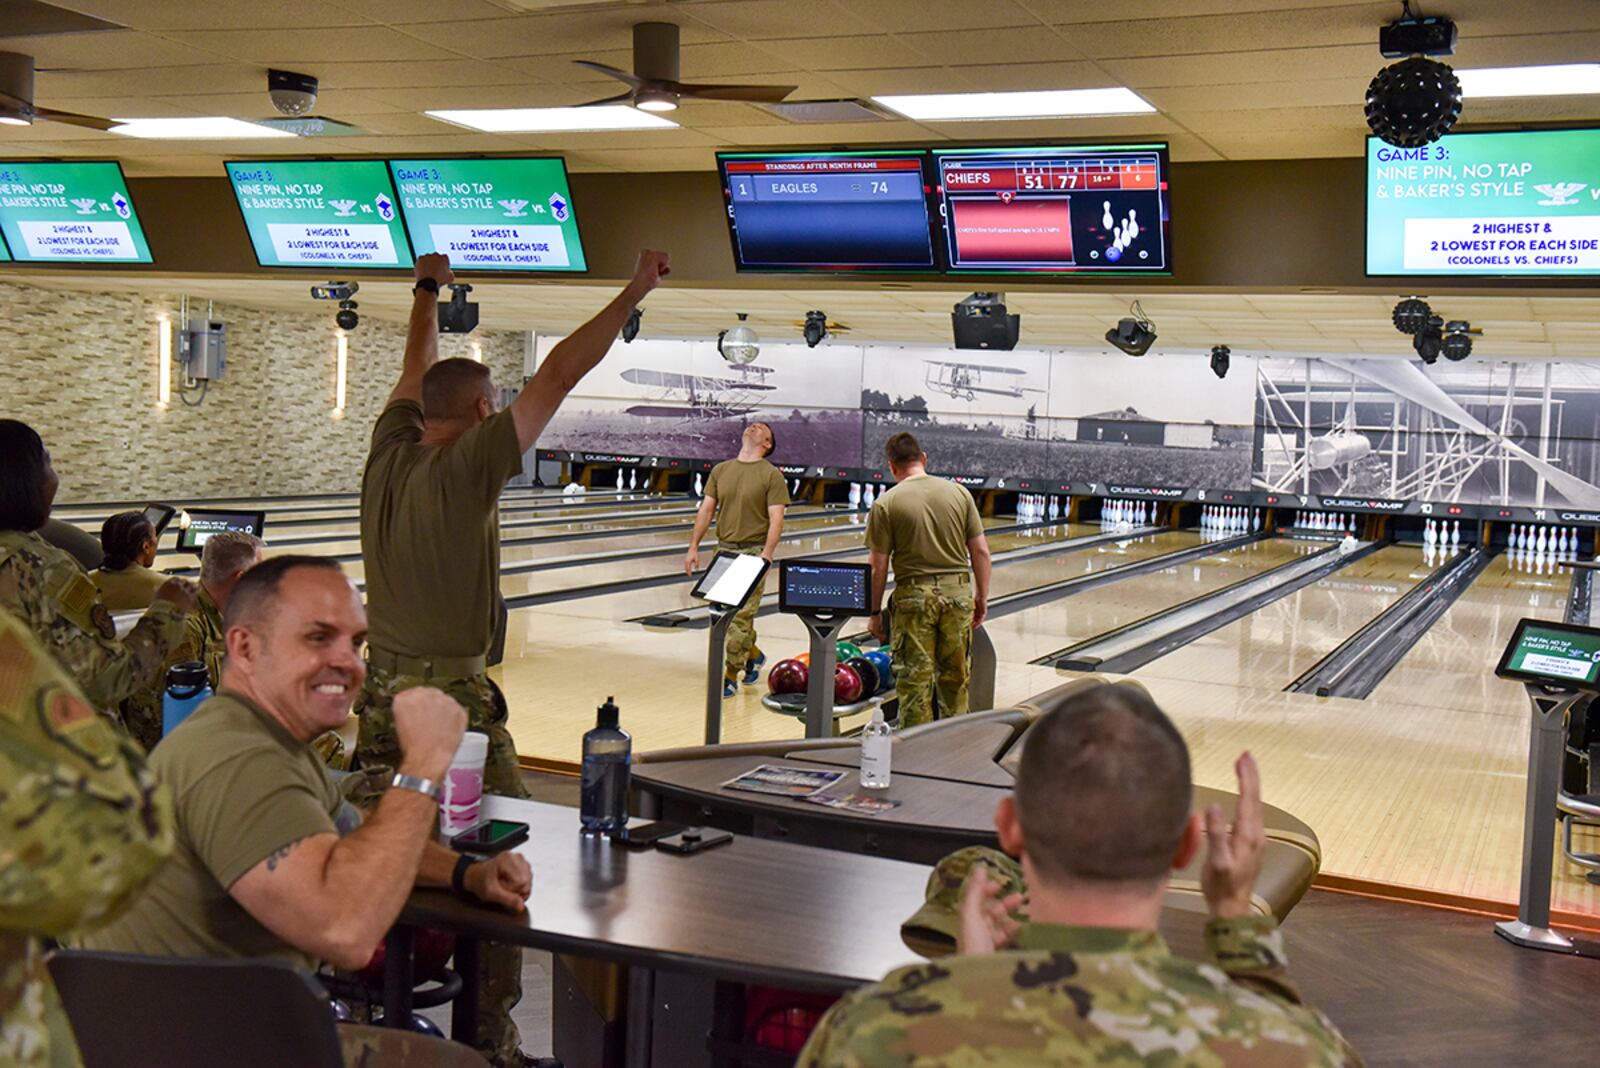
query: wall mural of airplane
[
  {"left": 620, "top": 365, "right": 777, "bottom": 420},
  {"left": 923, "top": 359, "right": 1047, "bottom": 402}
]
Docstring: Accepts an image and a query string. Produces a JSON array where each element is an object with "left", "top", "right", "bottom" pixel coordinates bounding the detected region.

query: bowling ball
[
  {"left": 768, "top": 658, "right": 809, "bottom": 695},
  {"left": 844, "top": 656, "right": 879, "bottom": 698},
  {"left": 835, "top": 664, "right": 864, "bottom": 705},
  {"left": 358, "top": 926, "right": 456, "bottom": 986},
  {"left": 864, "top": 650, "right": 893, "bottom": 693},
  {"left": 795, "top": 652, "right": 811, "bottom": 667},
  {"left": 836, "top": 641, "right": 864, "bottom": 662}
]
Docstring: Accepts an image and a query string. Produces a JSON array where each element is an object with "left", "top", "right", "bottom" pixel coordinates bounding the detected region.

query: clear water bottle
[
  {"left": 580, "top": 696, "right": 631, "bottom": 833},
  {"left": 162, "top": 660, "right": 212, "bottom": 737},
  {"left": 859, "top": 706, "right": 892, "bottom": 790}
]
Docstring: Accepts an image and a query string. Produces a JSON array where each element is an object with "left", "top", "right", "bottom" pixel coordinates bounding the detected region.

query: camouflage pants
[
  {"left": 353, "top": 666, "right": 527, "bottom": 1068},
  {"left": 721, "top": 545, "right": 766, "bottom": 682},
  {"left": 338, "top": 1022, "right": 488, "bottom": 1067},
  {"left": 889, "top": 575, "right": 974, "bottom": 730}
]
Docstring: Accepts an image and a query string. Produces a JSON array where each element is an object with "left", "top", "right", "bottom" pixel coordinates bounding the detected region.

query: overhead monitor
[
  {"left": 1367, "top": 129, "right": 1600, "bottom": 276},
  {"left": 225, "top": 160, "right": 412, "bottom": 269},
  {"left": 690, "top": 550, "right": 770, "bottom": 609},
  {"left": 1495, "top": 617, "right": 1600, "bottom": 692},
  {"left": 778, "top": 560, "right": 871, "bottom": 616},
  {"left": 932, "top": 144, "right": 1171, "bottom": 273},
  {"left": 390, "top": 157, "right": 587, "bottom": 272},
  {"left": 175, "top": 509, "right": 266, "bottom": 554},
  {"left": 0, "top": 161, "right": 153, "bottom": 263},
  {"left": 717, "top": 150, "right": 937, "bottom": 272}
]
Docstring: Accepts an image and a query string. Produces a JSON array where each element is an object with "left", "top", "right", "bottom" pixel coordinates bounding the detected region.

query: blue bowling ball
[{"left": 864, "top": 650, "right": 894, "bottom": 694}]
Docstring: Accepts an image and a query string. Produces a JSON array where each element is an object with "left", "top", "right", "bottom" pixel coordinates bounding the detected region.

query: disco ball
[
  {"left": 718, "top": 323, "right": 761, "bottom": 365},
  {"left": 1366, "top": 56, "right": 1462, "bottom": 148},
  {"left": 1392, "top": 297, "right": 1432, "bottom": 336}
]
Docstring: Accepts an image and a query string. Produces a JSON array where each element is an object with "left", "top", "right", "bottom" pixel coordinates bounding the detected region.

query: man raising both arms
[
  {"left": 684, "top": 421, "right": 787, "bottom": 697},
  {"left": 355, "top": 248, "right": 670, "bottom": 1067}
]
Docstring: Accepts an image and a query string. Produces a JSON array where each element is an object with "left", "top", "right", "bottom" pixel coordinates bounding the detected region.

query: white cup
[{"left": 440, "top": 731, "right": 489, "bottom": 834}]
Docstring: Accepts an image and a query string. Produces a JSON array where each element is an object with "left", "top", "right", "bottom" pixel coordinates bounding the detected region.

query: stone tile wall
[{"left": 1, "top": 280, "right": 524, "bottom": 502}]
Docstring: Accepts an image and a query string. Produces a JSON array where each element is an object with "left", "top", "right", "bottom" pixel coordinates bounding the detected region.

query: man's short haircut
[
  {"left": 884, "top": 432, "right": 923, "bottom": 468},
  {"left": 223, "top": 555, "right": 345, "bottom": 632},
  {"left": 422, "top": 358, "right": 495, "bottom": 422},
  {"left": 0, "top": 419, "right": 51, "bottom": 532},
  {"left": 99, "top": 512, "right": 154, "bottom": 571},
  {"left": 1016, "top": 685, "right": 1193, "bottom": 885},
  {"left": 200, "top": 530, "right": 266, "bottom": 587}
]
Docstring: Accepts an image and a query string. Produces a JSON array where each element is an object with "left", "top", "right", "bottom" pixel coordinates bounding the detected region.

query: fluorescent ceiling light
[
  {"left": 873, "top": 88, "right": 1155, "bottom": 122},
  {"left": 426, "top": 106, "right": 679, "bottom": 132},
  {"left": 109, "top": 117, "right": 296, "bottom": 139},
  {"left": 1457, "top": 64, "right": 1600, "bottom": 98}
]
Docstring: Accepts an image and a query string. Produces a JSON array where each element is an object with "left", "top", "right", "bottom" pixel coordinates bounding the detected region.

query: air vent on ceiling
[
  {"left": 251, "top": 117, "right": 367, "bottom": 137},
  {"left": 760, "top": 98, "right": 892, "bottom": 124},
  {"left": 3, "top": 0, "right": 124, "bottom": 35}
]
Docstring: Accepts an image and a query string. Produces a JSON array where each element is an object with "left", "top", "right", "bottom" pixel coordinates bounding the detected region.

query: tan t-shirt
[
  {"left": 90, "top": 564, "right": 167, "bottom": 611},
  {"left": 705, "top": 459, "right": 789, "bottom": 547},
  {"left": 361, "top": 400, "right": 524, "bottom": 658},
  {"left": 865, "top": 476, "right": 984, "bottom": 580},
  {"left": 78, "top": 691, "right": 353, "bottom": 970}
]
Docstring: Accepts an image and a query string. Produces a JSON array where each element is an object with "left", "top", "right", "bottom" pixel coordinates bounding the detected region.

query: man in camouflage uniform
[
  {"left": 169, "top": 529, "right": 265, "bottom": 690},
  {"left": 0, "top": 609, "right": 175, "bottom": 1068},
  {"left": 683, "top": 421, "right": 787, "bottom": 697},
  {"left": 866, "top": 432, "right": 991, "bottom": 728},
  {"left": 796, "top": 685, "right": 1363, "bottom": 1067},
  {"left": 354, "top": 249, "right": 670, "bottom": 1067},
  {"left": 0, "top": 419, "right": 193, "bottom": 749}
]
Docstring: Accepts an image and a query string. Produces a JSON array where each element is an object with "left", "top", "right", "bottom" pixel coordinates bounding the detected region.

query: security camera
[
  {"left": 268, "top": 69, "right": 318, "bottom": 117},
  {"left": 310, "top": 281, "right": 357, "bottom": 301},
  {"left": 335, "top": 300, "right": 359, "bottom": 331},
  {"left": 717, "top": 313, "right": 760, "bottom": 365},
  {"left": 803, "top": 310, "right": 828, "bottom": 348}
]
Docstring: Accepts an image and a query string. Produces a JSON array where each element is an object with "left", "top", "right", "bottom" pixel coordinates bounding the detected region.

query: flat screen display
[
  {"left": 225, "top": 160, "right": 411, "bottom": 269},
  {"left": 1367, "top": 129, "right": 1600, "bottom": 275},
  {"left": 390, "top": 157, "right": 586, "bottom": 272},
  {"left": 718, "top": 151, "right": 936, "bottom": 272},
  {"left": 176, "top": 509, "right": 266, "bottom": 554},
  {"left": 1495, "top": 618, "right": 1600, "bottom": 692},
  {"left": 779, "top": 560, "right": 871, "bottom": 615},
  {"left": 932, "top": 144, "right": 1170, "bottom": 273},
  {"left": 0, "top": 161, "right": 153, "bottom": 263},
  {"left": 691, "top": 551, "right": 770, "bottom": 608}
]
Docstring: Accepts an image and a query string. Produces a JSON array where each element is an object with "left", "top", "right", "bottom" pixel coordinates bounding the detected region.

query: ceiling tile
[
  {"left": 755, "top": 35, "right": 937, "bottom": 72},
  {"left": 855, "top": 0, "right": 1043, "bottom": 32},
  {"left": 0, "top": 29, "right": 221, "bottom": 68},
  {"left": 315, "top": 59, "right": 544, "bottom": 90},
  {"left": 43, "top": 0, "right": 373, "bottom": 30},
  {"left": 680, "top": 1, "right": 881, "bottom": 40},
  {"left": 175, "top": 27, "right": 462, "bottom": 65},
  {"left": 396, "top": 11, "right": 728, "bottom": 60},
  {"left": 898, "top": 26, "right": 1089, "bottom": 66}
]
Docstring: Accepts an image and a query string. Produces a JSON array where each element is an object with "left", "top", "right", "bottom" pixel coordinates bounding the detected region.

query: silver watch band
[{"left": 391, "top": 772, "right": 442, "bottom": 802}]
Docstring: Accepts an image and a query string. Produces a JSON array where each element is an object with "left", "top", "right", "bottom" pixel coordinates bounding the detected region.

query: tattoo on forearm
[{"left": 265, "top": 840, "right": 301, "bottom": 872}]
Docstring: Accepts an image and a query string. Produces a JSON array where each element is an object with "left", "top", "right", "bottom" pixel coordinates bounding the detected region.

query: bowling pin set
[
  {"left": 1100, "top": 201, "right": 1141, "bottom": 263},
  {"left": 1016, "top": 494, "right": 1065, "bottom": 523},
  {"left": 1199, "top": 506, "right": 1263, "bottom": 542},
  {"left": 847, "top": 482, "right": 886, "bottom": 510},
  {"left": 613, "top": 467, "right": 642, "bottom": 491},
  {"left": 1098, "top": 499, "right": 1153, "bottom": 528},
  {"left": 1500, "top": 522, "right": 1583, "bottom": 573},
  {"left": 1292, "top": 511, "right": 1359, "bottom": 536}
]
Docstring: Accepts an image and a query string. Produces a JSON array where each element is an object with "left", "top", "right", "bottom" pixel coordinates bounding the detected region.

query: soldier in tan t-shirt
[
  {"left": 683, "top": 422, "right": 788, "bottom": 695},
  {"left": 866, "top": 432, "right": 991, "bottom": 729}
]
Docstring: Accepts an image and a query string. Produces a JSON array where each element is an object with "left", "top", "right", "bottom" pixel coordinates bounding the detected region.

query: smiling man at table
[{"left": 80, "top": 557, "right": 530, "bottom": 1051}]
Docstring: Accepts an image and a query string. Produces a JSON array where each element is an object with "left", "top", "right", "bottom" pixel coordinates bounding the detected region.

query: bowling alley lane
[
  {"left": 1133, "top": 543, "right": 1433, "bottom": 693},
  {"left": 985, "top": 536, "right": 1319, "bottom": 663},
  {"left": 1367, "top": 551, "right": 1572, "bottom": 717}
]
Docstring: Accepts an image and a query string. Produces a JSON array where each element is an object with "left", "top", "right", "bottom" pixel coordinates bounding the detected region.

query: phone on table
[
  {"left": 607, "top": 820, "right": 685, "bottom": 849},
  {"left": 655, "top": 827, "right": 733, "bottom": 855},
  {"left": 448, "top": 818, "right": 530, "bottom": 854}
]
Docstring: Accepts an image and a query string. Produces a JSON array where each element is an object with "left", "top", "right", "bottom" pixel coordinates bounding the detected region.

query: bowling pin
[
  {"left": 1102, "top": 200, "right": 1114, "bottom": 231},
  {"left": 694, "top": 473, "right": 704, "bottom": 498},
  {"left": 849, "top": 482, "right": 862, "bottom": 508},
  {"left": 791, "top": 478, "right": 800, "bottom": 496},
  {"left": 1537, "top": 525, "right": 1548, "bottom": 553},
  {"left": 867, "top": 483, "right": 878, "bottom": 507},
  {"left": 1127, "top": 209, "right": 1139, "bottom": 241},
  {"left": 1450, "top": 519, "right": 1460, "bottom": 547},
  {"left": 1253, "top": 508, "right": 1263, "bottom": 532},
  {"left": 1424, "top": 519, "right": 1437, "bottom": 546},
  {"left": 629, "top": 468, "right": 638, "bottom": 491},
  {"left": 615, "top": 468, "right": 625, "bottom": 490}
]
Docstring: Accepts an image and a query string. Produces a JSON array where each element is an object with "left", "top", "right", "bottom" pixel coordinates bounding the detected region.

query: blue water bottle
[
  {"left": 580, "top": 696, "right": 631, "bottom": 833},
  {"left": 163, "top": 660, "right": 212, "bottom": 737}
]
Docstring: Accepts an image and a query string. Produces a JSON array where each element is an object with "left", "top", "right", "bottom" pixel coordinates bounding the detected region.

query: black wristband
[
  {"left": 413, "top": 277, "right": 440, "bottom": 296},
  {"left": 452, "top": 853, "right": 479, "bottom": 898}
]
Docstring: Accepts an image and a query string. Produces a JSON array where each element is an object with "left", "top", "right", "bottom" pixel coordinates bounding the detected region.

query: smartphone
[
  {"left": 655, "top": 827, "right": 733, "bottom": 855},
  {"left": 608, "top": 820, "right": 685, "bottom": 849},
  {"left": 448, "top": 818, "right": 530, "bottom": 854}
]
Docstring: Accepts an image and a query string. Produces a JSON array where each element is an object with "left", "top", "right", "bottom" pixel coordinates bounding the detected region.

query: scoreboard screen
[
  {"left": 933, "top": 144, "right": 1171, "bottom": 273},
  {"left": 718, "top": 151, "right": 937, "bottom": 272},
  {"left": 390, "top": 157, "right": 586, "bottom": 273},
  {"left": 0, "top": 161, "right": 153, "bottom": 264},
  {"left": 225, "top": 159, "right": 412, "bottom": 269}
]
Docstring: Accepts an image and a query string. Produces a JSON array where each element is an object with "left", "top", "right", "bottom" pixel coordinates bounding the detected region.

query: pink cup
[{"left": 440, "top": 731, "right": 489, "bottom": 834}]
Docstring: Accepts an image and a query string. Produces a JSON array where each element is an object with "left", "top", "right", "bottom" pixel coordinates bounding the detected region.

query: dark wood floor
[{"left": 523, "top": 770, "right": 1600, "bottom": 1066}]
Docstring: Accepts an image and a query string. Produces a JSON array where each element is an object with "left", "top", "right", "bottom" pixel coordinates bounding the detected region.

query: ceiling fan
[
  {"left": 0, "top": 51, "right": 113, "bottom": 130},
  {"left": 573, "top": 22, "right": 797, "bottom": 112}
]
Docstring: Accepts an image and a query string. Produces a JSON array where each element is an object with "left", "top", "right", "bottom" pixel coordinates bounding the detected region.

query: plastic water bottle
[
  {"left": 580, "top": 696, "right": 631, "bottom": 833},
  {"left": 162, "top": 660, "right": 212, "bottom": 737},
  {"left": 859, "top": 706, "right": 892, "bottom": 790}
]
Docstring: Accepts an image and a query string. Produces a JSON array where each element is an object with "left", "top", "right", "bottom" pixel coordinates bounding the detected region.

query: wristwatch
[
  {"left": 413, "top": 277, "right": 440, "bottom": 296},
  {"left": 452, "top": 853, "right": 480, "bottom": 899},
  {"left": 391, "top": 772, "right": 442, "bottom": 802}
]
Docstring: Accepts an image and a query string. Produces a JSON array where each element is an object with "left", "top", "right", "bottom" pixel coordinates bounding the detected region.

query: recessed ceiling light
[
  {"left": 1457, "top": 64, "right": 1600, "bottom": 98},
  {"left": 109, "top": 117, "right": 296, "bottom": 139},
  {"left": 872, "top": 88, "right": 1156, "bottom": 122},
  {"left": 426, "top": 106, "right": 679, "bottom": 132}
]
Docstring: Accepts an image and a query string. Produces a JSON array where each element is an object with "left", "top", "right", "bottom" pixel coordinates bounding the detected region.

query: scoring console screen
[
  {"left": 1498, "top": 620, "right": 1600, "bottom": 689},
  {"left": 934, "top": 144, "right": 1170, "bottom": 273},
  {"left": 391, "top": 157, "right": 586, "bottom": 272},
  {"left": 780, "top": 561, "right": 871, "bottom": 615},
  {"left": 718, "top": 151, "right": 936, "bottom": 271}
]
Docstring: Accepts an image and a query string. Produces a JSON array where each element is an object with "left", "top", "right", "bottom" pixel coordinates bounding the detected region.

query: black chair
[{"left": 48, "top": 950, "right": 348, "bottom": 1068}]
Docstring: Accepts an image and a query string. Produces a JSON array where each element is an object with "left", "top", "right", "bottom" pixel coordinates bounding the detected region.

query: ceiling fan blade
[
  {"left": 573, "top": 60, "right": 645, "bottom": 89},
  {"left": 668, "top": 81, "right": 798, "bottom": 103},
  {"left": 36, "top": 107, "right": 114, "bottom": 131},
  {"left": 574, "top": 90, "right": 637, "bottom": 108}
]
